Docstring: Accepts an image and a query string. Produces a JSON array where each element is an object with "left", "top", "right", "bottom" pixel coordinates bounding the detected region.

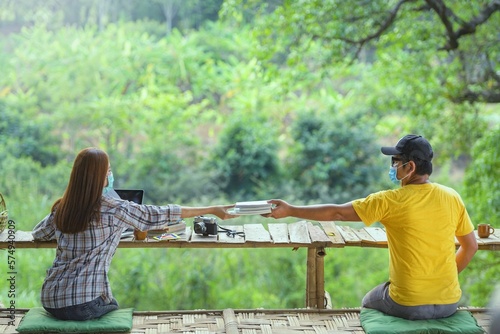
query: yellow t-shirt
[{"left": 352, "top": 183, "right": 474, "bottom": 306}]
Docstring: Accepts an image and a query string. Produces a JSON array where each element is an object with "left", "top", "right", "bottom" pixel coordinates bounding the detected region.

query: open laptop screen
[
  {"left": 114, "top": 189, "right": 144, "bottom": 204},
  {"left": 116, "top": 189, "right": 145, "bottom": 239}
]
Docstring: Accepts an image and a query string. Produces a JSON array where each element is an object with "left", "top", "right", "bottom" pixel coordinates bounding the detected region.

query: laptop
[
  {"left": 114, "top": 189, "right": 144, "bottom": 238},
  {"left": 115, "top": 189, "right": 144, "bottom": 204}
]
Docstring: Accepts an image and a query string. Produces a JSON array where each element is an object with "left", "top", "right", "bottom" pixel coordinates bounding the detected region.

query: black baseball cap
[{"left": 381, "top": 135, "right": 433, "bottom": 161}]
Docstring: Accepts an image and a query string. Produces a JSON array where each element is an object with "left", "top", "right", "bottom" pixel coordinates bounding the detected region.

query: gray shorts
[{"left": 362, "top": 282, "right": 458, "bottom": 320}]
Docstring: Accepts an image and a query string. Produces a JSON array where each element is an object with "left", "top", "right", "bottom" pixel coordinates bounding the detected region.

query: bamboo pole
[
  {"left": 306, "top": 247, "right": 317, "bottom": 307},
  {"left": 223, "top": 308, "right": 239, "bottom": 334},
  {"left": 316, "top": 247, "right": 326, "bottom": 309}
]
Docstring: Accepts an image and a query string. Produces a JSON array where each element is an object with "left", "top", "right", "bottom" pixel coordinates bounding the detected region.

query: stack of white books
[
  {"left": 149, "top": 220, "right": 186, "bottom": 236},
  {"left": 229, "top": 201, "right": 272, "bottom": 215},
  {"left": 120, "top": 220, "right": 187, "bottom": 240}
]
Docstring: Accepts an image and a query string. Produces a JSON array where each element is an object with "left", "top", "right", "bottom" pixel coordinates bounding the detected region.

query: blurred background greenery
[{"left": 0, "top": 0, "right": 498, "bottom": 310}]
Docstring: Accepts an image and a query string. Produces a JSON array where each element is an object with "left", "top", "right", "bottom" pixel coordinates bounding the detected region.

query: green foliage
[
  {"left": 287, "top": 111, "right": 385, "bottom": 203},
  {"left": 0, "top": 156, "right": 69, "bottom": 231},
  {"left": 0, "top": 0, "right": 224, "bottom": 32},
  {"left": 460, "top": 125, "right": 500, "bottom": 306},
  {"left": 463, "top": 126, "right": 500, "bottom": 226},
  {"left": 0, "top": 101, "right": 62, "bottom": 166},
  {"left": 210, "top": 114, "right": 280, "bottom": 200},
  {"left": 221, "top": 0, "right": 499, "bottom": 157},
  {"left": 323, "top": 244, "right": 390, "bottom": 308},
  {"left": 464, "top": 251, "right": 500, "bottom": 306}
]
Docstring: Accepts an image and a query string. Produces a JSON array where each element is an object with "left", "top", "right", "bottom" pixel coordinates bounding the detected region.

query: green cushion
[
  {"left": 360, "top": 308, "right": 484, "bottom": 334},
  {"left": 17, "top": 307, "right": 134, "bottom": 333}
]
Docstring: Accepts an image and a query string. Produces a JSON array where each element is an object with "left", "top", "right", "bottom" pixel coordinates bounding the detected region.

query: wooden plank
[
  {"left": 4, "top": 228, "right": 500, "bottom": 251},
  {"left": 0, "top": 230, "right": 34, "bottom": 242},
  {"left": 167, "top": 226, "right": 191, "bottom": 242},
  {"left": 352, "top": 228, "right": 376, "bottom": 243},
  {"left": 336, "top": 225, "right": 361, "bottom": 244},
  {"left": 184, "top": 226, "right": 192, "bottom": 241},
  {"left": 288, "top": 221, "right": 311, "bottom": 244},
  {"left": 318, "top": 222, "right": 345, "bottom": 246},
  {"left": 190, "top": 226, "right": 218, "bottom": 243},
  {"left": 486, "top": 230, "right": 500, "bottom": 250},
  {"left": 20, "top": 230, "right": 35, "bottom": 241},
  {"left": 244, "top": 224, "right": 271, "bottom": 242},
  {"left": 365, "top": 227, "right": 387, "bottom": 243},
  {"left": 268, "top": 223, "right": 290, "bottom": 244},
  {"left": 475, "top": 230, "right": 500, "bottom": 245},
  {"left": 494, "top": 229, "right": 500, "bottom": 239},
  {"left": 140, "top": 226, "right": 192, "bottom": 243},
  {"left": 307, "top": 222, "right": 330, "bottom": 243},
  {"left": 218, "top": 225, "right": 245, "bottom": 244}
]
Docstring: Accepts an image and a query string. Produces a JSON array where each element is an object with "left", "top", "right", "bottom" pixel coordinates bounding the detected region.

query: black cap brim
[{"left": 381, "top": 147, "right": 401, "bottom": 156}]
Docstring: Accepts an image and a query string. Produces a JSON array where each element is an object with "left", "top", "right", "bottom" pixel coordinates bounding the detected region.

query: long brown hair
[{"left": 53, "top": 148, "right": 109, "bottom": 233}]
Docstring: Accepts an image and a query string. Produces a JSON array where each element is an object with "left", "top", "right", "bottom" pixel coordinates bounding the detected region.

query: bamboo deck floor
[{"left": 0, "top": 307, "right": 492, "bottom": 334}]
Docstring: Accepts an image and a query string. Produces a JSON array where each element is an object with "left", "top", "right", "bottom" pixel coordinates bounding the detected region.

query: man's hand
[{"left": 261, "top": 199, "right": 291, "bottom": 219}]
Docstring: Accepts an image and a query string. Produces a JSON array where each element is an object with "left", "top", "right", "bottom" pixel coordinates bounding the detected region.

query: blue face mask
[
  {"left": 388, "top": 162, "right": 409, "bottom": 184},
  {"left": 388, "top": 166, "right": 399, "bottom": 184},
  {"left": 103, "top": 172, "right": 114, "bottom": 194}
]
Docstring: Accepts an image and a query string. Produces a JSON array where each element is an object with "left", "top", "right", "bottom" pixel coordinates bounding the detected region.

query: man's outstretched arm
[{"left": 264, "top": 199, "right": 361, "bottom": 222}]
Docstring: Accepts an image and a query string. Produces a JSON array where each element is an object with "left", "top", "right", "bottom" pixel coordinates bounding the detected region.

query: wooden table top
[{"left": 1, "top": 221, "right": 499, "bottom": 250}]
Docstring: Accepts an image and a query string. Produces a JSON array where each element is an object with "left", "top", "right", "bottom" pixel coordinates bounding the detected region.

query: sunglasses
[{"left": 391, "top": 157, "right": 404, "bottom": 167}]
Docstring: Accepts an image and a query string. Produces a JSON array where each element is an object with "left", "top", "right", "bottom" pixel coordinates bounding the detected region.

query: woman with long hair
[{"left": 33, "top": 147, "right": 235, "bottom": 320}]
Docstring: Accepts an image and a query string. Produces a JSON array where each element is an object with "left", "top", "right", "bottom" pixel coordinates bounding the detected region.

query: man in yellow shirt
[{"left": 264, "top": 134, "right": 478, "bottom": 320}]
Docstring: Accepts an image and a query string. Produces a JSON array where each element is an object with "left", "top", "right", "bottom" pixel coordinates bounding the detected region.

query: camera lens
[{"left": 195, "top": 222, "right": 206, "bottom": 233}]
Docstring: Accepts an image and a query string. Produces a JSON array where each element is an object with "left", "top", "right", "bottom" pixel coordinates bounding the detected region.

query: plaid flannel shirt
[{"left": 32, "top": 196, "right": 181, "bottom": 309}]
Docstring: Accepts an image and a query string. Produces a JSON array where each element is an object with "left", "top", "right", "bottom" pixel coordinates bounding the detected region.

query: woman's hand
[
  {"left": 211, "top": 205, "right": 238, "bottom": 220},
  {"left": 181, "top": 205, "right": 237, "bottom": 220}
]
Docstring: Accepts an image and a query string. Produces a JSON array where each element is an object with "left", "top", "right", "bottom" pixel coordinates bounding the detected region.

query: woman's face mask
[{"left": 103, "top": 172, "right": 114, "bottom": 194}]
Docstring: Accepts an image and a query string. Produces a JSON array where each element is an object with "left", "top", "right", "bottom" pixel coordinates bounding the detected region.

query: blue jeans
[
  {"left": 44, "top": 296, "right": 119, "bottom": 321},
  {"left": 362, "top": 282, "right": 458, "bottom": 320}
]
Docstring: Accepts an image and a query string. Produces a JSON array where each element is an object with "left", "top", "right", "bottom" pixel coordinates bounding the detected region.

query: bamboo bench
[
  {"left": 1, "top": 221, "right": 499, "bottom": 310},
  {"left": 0, "top": 307, "right": 493, "bottom": 334}
]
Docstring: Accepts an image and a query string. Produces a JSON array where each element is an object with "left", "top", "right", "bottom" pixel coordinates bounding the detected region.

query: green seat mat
[
  {"left": 360, "top": 308, "right": 484, "bottom": 334},
  {"left": 17, "top": 307, "right": 134, "bottom": 333}
]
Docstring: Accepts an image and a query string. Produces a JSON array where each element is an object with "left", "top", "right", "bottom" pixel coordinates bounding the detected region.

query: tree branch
[
  {"left": 455, "top": 1, "right": 500, "bottom": 39},
  {"left": 424, "top": 0, "right": 457, "bottom": 49},
  {"left": 452, "top": 90, "right": 500, "bottom": 103},
  {"left": 339, "top": 0, "right": 416, "bottom": 44},
  {"left": 425, "top": 0, "right": 500, "bottom": 50}
]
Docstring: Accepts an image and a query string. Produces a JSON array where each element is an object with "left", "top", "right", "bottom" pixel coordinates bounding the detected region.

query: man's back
[{"left": 352, "top": 183, "right": 474, "bottom": 306}]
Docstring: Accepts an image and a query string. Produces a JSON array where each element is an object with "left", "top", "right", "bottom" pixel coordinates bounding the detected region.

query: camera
[{"left": 193, "top": 216, "right": 218, "bottom": 236}]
